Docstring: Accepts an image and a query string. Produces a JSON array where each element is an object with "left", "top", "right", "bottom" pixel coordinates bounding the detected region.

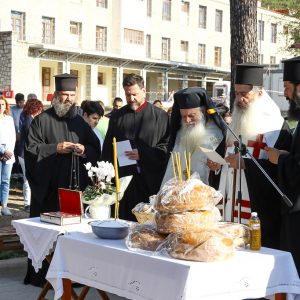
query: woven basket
[{"left": 132, "top": 210, "right": 155, "bottom": 224}]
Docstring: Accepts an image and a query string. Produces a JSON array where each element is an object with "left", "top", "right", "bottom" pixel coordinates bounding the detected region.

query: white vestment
[
  {"left": 161, "top": 119, "right": 223, "bottom": 187},
  {"left": 218, "top": 91, "right": 284, "bottom": 224}
]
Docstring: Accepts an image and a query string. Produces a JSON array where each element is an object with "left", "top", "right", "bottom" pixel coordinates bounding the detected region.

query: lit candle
[{"left": 113, "top": 137, "right": 120, "bottom": 219}]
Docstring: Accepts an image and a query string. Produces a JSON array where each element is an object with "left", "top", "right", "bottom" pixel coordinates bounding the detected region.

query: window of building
[
  {"left": 147, "top": 0, "right": 152, "bottom": 17},
  {"left": 162, "top": 0, "right": 171, "bottom": 21},
  {"left": 96, "top": 26, "right": 107, "bottom": 51},
  {"left": 181, "top": 1, "right": 189, "bottom": 25},
  {"left": 181, "top": 40, "right": 188, "bottom": 62},
  {"left": 162, "top": 37, "right": 170, "bottom": 60},
  {"left": 259, "top": 54, "right": 264, "bottom": 64},
  {"left": 70, "top": 21, "right": 82, "bottom": 47},
  {"left": 70, "top": 21, "right": 81, "bottom": 35},
  {"left": 215, "top": 10, "right": 223, "bottom": 32},
  {"left": 42, "top": 67, "right": 51, "bottom": 101},
  {"left": 42, "top": 17, "right": 55, "bottom": 44},
  {"left": 214, "top": 47, "right": 222, "bottom": 67},
  {"left": 98, "top": 72, "right": 105, "bottom": 85},
  {"left": 198, "top": 6, "right": 207, "bottom": 29},
  {"left": 198, "top": 44, "right": 206, "bottom": 65},
  {"left": 96, "top": 0, "right": 107, "bottom": 8},
  {"left": 271, "top": 23, "right": 277, "bottom": 43},
  {"left": 146, "top": 34, "right": 151, "bottom": 58},
  {"left": 270, "top": 56, "right": 276, "bottom": 65},
  {"left": 181, "top": 40, "right": 188, "bottom": 52},
  {"left": 124, "top": 28, "right": 144, "bottom": 45},
  {"left": 11, "top": 11, "right": 25, "bottom": 40},
  {"left": 258, "top": 20, "right": 264, "bottom": 41}
]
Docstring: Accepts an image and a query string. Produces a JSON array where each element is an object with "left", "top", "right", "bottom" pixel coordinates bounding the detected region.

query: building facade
[{"left": 0, "top": 0, "right": 295, "bottom": 105}]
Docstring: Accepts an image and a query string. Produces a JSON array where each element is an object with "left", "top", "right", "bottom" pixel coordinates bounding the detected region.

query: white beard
[
  {"left": 178, "top": 118, "right": 207, "bottom": 154},
  {"left": 227, "top": 97, "right": 265, "bottom": 146},
  {"left": 52, "top": 96, "right": 73, "bottom": 117}
]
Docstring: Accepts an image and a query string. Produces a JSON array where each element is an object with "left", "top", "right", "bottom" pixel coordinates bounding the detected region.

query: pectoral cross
[{"left": 247, "top": 134, "right": 267, "bottom": 159}]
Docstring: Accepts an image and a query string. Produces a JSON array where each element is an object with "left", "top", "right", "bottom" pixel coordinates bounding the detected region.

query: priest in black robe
[
  {"left": 162, "top": 87, "right": 226, "bottom": 188},
  {"left": 24, "top": 73, "right": 101, "bottom": 286},
  {"left": 102, "top": 73, "right": 170, "bottom": 221},
  {"left": 219, "top": 63, "right": 292, "bottom": 249},
  {"left": 265, "top": 56, "right": 300, "bottom": 275}
]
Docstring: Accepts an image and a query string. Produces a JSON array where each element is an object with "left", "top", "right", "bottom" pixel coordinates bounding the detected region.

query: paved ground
[{"left": 0, "top": 178, "right": 126, "bottom": 300}]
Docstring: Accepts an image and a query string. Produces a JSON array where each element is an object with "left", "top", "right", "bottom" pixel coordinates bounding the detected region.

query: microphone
[{"left": 207, "top": 106, "right": 229, "bottom": 116}]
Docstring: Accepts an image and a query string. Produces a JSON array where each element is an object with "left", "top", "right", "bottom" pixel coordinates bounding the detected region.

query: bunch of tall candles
[
  {"left": 171, "top": 151, "right": 191, "bottom": 181},
  {"left": 112, "top": 137, "right": 120, "bottom": 220}
]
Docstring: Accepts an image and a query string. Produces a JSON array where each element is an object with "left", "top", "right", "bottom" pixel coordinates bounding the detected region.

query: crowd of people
[{"left": 1, "top": 57, "right": 300, "bottom": 289}]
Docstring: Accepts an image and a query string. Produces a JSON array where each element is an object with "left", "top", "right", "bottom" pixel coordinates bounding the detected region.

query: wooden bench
[{"left": 0, "top": 225, "right": 23, "bottom": 252}]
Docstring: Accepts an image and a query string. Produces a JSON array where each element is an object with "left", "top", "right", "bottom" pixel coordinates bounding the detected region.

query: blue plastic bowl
[{"left": 90, "top": 219, "right": 129, "bottom": 239}]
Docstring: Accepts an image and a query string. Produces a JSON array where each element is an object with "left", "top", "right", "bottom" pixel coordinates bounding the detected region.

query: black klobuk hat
[
  {"left": 54, "top": 73, "right": 78, "bottom": 91},
  {"left": 235, "top": 63, "right": 264, "bottom": 86}
]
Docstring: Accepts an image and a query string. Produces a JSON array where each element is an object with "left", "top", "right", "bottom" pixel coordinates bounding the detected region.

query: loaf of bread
[
  {"left": 154, "top": 177, "right": 222, "bottom": 213},
  {"left": 166, "top": 229, "right": 234, "bottom": 262},
  {"left": 155, "top": 207, "right": 221, "bottom": 234},
  {"left": 217, "top": 222, "right": 250, "bottom": 247},
  {"left": 126, "top": 223, "right": 167, "bottom": 252},
  {"left": 132, "top": 202, "right": 156, "bottom": 223}
]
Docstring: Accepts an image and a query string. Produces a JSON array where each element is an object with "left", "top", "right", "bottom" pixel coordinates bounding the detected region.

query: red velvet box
[{"left": 40, "top": 189, "right": 83, "bottom": 225}]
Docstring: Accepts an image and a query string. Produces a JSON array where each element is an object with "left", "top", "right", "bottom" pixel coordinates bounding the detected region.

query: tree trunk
[{"left": 230, "top": 0, "right": 258, "bottom": 109}]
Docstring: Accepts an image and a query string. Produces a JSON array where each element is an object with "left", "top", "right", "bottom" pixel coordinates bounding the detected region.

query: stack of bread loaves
[
  {"left": 154, "top": 177, "right": 222, "bottom": 234},
  {"left": 128, "top": 174, "right": 249, "bottom": 261}
]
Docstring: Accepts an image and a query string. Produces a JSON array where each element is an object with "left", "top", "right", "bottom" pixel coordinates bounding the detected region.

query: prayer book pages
[{"left": 199, "top": 146, "right": 227, "bottom": 165}]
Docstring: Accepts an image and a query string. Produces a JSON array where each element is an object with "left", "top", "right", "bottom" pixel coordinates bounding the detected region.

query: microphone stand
[{"left": 218, "top": 115, "right": 293, "bottom": 212}]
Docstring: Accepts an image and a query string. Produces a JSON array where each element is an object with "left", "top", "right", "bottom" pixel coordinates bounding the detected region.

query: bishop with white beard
[
  {"left": 162, "top": 87, "right": 226, "bottom": 186},
  {"left": 218, "top": 63, "right": 292, "bottom": 249}
]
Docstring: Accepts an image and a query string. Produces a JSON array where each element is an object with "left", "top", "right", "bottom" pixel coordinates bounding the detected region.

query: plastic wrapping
[
  {"left": 154, "top": 174, "right": 223, "bottom": 213},
  {"left": 155, "top": 207, "right": 221, "bottom": 234},
  {"left": 217, "top": 222, "right": 250, "bottom": 247},
  {"left": 163, "top": 229, "right": 235, "bottom": 262},
  {"left": 126, "top": 222, "right": 167, "bottom": 252},
  {"left": 132, "top": 202, "right": 156, "bottom": 224},
  {"left": 158, "top": 222, "right": 250, "bottom": 262}
]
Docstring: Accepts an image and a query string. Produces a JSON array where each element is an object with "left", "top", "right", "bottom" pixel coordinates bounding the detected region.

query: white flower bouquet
[
  {"left": 83, "top": 161, "right": 116, "bottom": 205},
  {"left": 83, "top": 161, "right": 132, "bottom": 207}
]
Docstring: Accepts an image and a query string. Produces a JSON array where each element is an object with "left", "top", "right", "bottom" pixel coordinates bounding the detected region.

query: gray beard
[
  {"left": 52, "top": 96, "right": 73, "bottom": 117},
  {"left": 178, "top": 119, "right": 206, "bottom": 154}
]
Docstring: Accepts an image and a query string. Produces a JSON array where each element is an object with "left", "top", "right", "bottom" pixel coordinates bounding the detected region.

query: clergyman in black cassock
[
  {"left": 101, "top": 73, "right": 170, "bottom": 221},
  {"left": 24, "top": 73, "right": 101, "bottom": 287},
  {"left": 266, "top": 56, "right": 300, "bottom": 275}
]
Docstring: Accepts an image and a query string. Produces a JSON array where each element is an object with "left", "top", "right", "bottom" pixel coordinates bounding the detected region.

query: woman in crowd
[
  {"left": 0, "top": 96, "right": 16, "bottom": 216},
  {"left": 81, "top": 100, "right": 104, "bottom": 148},
  {"left": 17, "top": 99, "right": 44, "bottom": 212}
]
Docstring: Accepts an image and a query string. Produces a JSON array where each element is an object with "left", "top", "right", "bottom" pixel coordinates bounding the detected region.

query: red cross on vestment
[{"left": 247, "top": 134, "right": 267, "bottom": 159}]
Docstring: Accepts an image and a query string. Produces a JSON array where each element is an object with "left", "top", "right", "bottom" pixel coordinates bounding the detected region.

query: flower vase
[{"left": 84, "top": 194, "right": 114, "bottom": 220}]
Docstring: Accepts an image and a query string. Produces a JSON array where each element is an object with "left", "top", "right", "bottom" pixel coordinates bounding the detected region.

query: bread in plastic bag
[
  {"left": 126, "top": 222, "right": 167, "bottom": 252},
  {"left": 154, "top": 173, "right": 223, "bottom": 213},
  {"left": 155, "top": 207, "right": 221, "bottom": 234},
  {"left": 132, "top": 202, "right": 156, "bottom": 223},
  {"left": 164, "top": 229, "right": 235, "bottom": 262},
  {"left": 217, "top": 222, "right": 250, "bottom": 247}
]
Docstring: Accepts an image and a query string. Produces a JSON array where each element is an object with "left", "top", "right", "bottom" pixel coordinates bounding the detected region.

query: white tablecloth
[
  {"left": 46, "top": 231, "right": 300, "bottom": 300},
  {"left": 12, "top": 217, "right": 92, "bottom": 272}
]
